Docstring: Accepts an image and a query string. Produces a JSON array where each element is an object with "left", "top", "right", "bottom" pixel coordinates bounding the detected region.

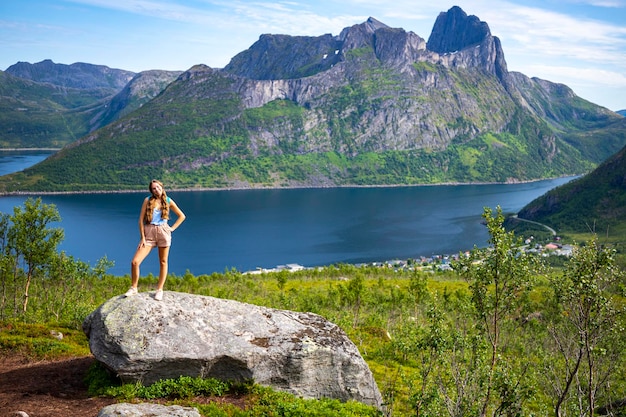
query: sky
[{"left": 1, "top": 0, "right": 625, "bottom": 111}]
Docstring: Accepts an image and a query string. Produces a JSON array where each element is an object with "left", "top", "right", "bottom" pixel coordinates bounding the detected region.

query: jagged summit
[
  {"left": 427, "top": 6, "right": 491, "bottom": 53},
  {"left": 224, "top": 8, "right": 506, "bottom": 82},
  {"left": 339, "top": 16, "right": 390, "bottom": 40},
  {"left": 364, "top": 16, "right": 389, "bottom": 31},
  {"left": 423, "top": 6, "right": 509, "bottom": 85},
  {"left": 223, "top": 17, "right": 397, "bottom": 81}
]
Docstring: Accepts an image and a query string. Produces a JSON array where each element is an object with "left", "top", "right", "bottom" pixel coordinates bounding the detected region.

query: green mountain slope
[
  {"left": 96, "top": 70, "right": 183, "bottom": 128},
  {"left": 0, "top": 7, "right": 624, "bottom": 192},
  {"left": 1, "top": 61, "right": 181, "bottom": 150},
  {"left": 6, "top": 59, "right": 134, "bottom": 89},
  {"left": 518, "top": 144, "right": 626, "bottom": 234},
  {"left": 508, "top": 72, "right": 626, "bottom": 164},
  {"left": 0, "top": 70, "right": 112, "bottom": 148}
]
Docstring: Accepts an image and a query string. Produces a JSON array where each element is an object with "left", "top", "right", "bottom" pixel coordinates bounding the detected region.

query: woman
[{"left": 124, "top": 179, "right": 186, "bottom": 301}]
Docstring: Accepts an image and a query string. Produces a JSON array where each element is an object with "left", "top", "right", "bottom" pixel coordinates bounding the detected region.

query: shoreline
[
  {"left": 0, "top": 175, "right": 580, "bottom": 197},
  {"left": 0, "top": 148, "right": 62, "bottom": 151}
]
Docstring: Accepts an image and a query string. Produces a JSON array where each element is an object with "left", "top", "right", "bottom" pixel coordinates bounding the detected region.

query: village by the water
[{"left": 246, "top": 236, "right": 574, "bottom": 275}]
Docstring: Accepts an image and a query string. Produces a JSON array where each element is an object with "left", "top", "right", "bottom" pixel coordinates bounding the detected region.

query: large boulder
[{"left": 83, "top": 291, "right": 383, "bottom": 408}]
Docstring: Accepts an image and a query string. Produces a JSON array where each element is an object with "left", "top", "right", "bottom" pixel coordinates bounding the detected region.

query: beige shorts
[{"left": 144, "top": 224, "right": 172, "bottom": 248}]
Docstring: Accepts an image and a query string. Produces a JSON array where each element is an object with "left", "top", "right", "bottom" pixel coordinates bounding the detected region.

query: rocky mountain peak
[
  {"left": 223, "top": 32, "right": 342, "bottom": 80},
  {"left": 427, "top": 6, "right": 491, "bottom": 53},
  {"left": 364, "top": 16, "right": 390, "bottom": 32},
  {"left": 224, "top": 16, "right": 428, "bottom": 80},
  {"left": 337, "top": 16, "right": 408, "bottom": 56},
  {"left": 338, "top": 16, "right": 390, "bottom": 41},
  {"left": 224, "top": 8, "right": 509, "bottom": 84},
  {"left": 425, "top": 6, "right": 509, "bottom": 85}
]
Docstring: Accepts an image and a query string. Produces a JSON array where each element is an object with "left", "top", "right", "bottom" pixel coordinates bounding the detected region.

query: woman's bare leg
[
  {"left": 130, "top": 244, "right": 153, "bottom": 288},
  {"left": 156, "top": 246, "right": 170, "bottom": 291}
]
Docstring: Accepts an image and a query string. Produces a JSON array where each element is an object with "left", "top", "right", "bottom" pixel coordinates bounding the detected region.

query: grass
[
  {"left": 0, "top": 321, "right": 90, "bottom": 359},
  {"left": 2, "top": 256, "right": 625, "bottom": 416}
]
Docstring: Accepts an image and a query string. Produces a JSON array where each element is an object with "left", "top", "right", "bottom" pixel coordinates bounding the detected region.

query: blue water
[
  {"left": 0, "top": 151, "right": 575, "bottom": 276},
  {"left": 0, "top": 150, "right": 54, "bottom": 176}
]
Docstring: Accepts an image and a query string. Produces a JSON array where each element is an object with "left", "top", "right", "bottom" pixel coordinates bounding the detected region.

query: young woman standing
[{"left": 125, "top": 179, "right": 186, "bottom": 301}]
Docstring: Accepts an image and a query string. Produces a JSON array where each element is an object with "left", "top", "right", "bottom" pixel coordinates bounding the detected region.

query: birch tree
[
  {"left": 545, "top": 236, "right": 625, "bottom": 417},
  {"left": 7, "top": 198, "right": 63, "bottom": 314},
  {"left": 454, "top": 206, "right": 540, "bottom": 417}
]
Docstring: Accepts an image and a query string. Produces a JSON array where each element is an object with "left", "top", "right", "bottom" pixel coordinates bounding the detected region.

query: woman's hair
[{"left": 144, "top": 179, "right": 169, "bottom": 223}]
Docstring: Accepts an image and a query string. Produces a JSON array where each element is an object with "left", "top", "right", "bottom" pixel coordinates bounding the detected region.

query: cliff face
[
  {"left": 1, "top": 7, "right": 624, "bottom": 192},
  {"left": 427, "top": 6, "right": 491, "bottom": 53},
  {"left": 218, "top": 11, "right": 518, "bottom": 154}
]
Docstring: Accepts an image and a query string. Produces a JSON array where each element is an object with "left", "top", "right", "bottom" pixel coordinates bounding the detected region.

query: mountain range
[
  {"left": 0, "top": 6, "right": 625, "bottom": 194},
  {"left": 1, "top": 60, "right": 181, "bottom": 148}
]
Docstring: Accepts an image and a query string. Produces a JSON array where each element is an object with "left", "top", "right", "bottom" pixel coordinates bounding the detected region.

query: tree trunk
[
  {"left": 22, "top": 271, "right": 32, "bottom": 313},
  {"left": 554, "top": 349, "right": 583, "bottom": 417}
]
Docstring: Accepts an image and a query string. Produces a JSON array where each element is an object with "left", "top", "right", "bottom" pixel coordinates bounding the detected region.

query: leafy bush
[{"left": 243, "top": 385, "right": 381, "bottom": 417}]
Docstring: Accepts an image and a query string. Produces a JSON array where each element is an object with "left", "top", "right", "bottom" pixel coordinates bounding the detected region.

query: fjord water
[
  {"left": 0, "top": 175, "right": 574, "bottom": 276},
  {"left": 0, "top": 150, "right": 54, "bottom": 176}
]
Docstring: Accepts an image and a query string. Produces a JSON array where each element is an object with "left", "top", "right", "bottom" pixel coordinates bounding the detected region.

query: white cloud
[
  {"left": 572, "top": 0, "right": 626, "bottom": 7},
  {"left": 477, "top": 5, "right": 623, "bottom": 43},
  {"left": 526, "top": 64, "right": 626, "bottom": 87}
]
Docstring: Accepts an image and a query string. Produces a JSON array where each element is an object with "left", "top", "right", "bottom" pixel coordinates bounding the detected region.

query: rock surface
[
  {"left": 83, "top": 291, "right": 383, "bottom": 408},
  {"left": 97, "top": 403, "right": 200, "bottom": 417}
]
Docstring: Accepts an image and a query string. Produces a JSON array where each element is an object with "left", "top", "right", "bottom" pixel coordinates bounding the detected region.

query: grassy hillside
[
  {"left": 518, "top": 144, "right": 626, "bottom": 239},
  {"left": 4, "top": 254, "right": 625, "bottom": 416},
  {"left": 0, "top": 71, "right": 112, "bottom": 148}
]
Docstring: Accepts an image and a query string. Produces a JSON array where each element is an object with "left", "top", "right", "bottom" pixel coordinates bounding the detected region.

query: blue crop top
[{"left": 148, "top": 196, "right": 171, "bottom": 226}]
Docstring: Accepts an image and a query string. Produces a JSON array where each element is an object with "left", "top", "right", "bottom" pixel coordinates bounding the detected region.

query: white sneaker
[
  {"left": 154, "top": 289, "right": 163, "bottom": 301},
  {"left": 124, "top": 287, "right": 138, "bottom": 297}
]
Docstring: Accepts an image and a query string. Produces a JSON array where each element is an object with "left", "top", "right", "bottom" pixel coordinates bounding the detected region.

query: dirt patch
[
  {"left": 0, "top": 355, "right": 115, "bottom": 417},
  {"left": 0, "top": 354, "right": 249, "bottom": 417}
]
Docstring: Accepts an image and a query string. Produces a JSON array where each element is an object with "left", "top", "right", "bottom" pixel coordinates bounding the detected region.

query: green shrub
[
  {"left": 245, "top": 385, "right": 381, "bottom": 417},
  {"left": 85, "top": 361, "right": 122, "bottom": 396},
  {"left": 137, "top": 376, "right": 232, "bottom": 400}
]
